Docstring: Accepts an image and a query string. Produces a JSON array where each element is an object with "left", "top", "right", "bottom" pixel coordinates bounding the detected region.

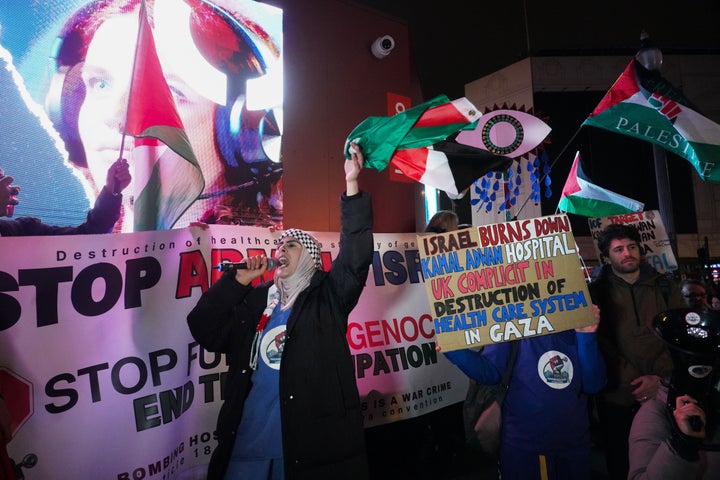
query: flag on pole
[
  {"left": 558, "top": 151, "right": 644, "bottom": 217},
  {"left": 124, "top": 0, "right": 204, "bottom": 231},
  {"left": 345, "top": 95, "right": 512, "bottom": 197},
  {"left": 583, "top": 58, "right": 720, "bottom": 182}
]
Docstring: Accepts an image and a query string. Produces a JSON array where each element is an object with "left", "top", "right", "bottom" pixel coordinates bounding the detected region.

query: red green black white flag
[
  {"left": 345, "top": 95, "right": 512, "bottom": 198},
  {"left": 124, "top": 0, "right": 204, "bottom": 230},
  {"left": 557, "top": 151, "right": 644, "bottom": 217},
  {"left": 583, "top": 58, "right": 720, "bottom": 182}
]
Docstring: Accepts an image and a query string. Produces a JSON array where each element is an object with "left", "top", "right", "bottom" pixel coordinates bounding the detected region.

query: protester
[
  {"left": 588, "top": 223, "right": 684, "bottom": 479},
  {"left": 680, "top": 279, "right": 709, "bottom": 311},
  {"left": 424, "top": 209, "right": 459, "bottom": 233},
  {"left": 186, "top": 143, "right": 372, "bottom": 479},
  {"left": 704, "top": 285, "right": 720, "bottom": 311},
  {"left": 0, "top": 159, "right": 130, "bottom": 236},
  {"left": 443, "top": 305, "right": 605, "bottom": 479},
  {"left": 45, "top": 0, "right": 283, "bottom": 231},
  {"left": 711, "top": 292, "right": 720, "bottom": 311},
  {"left": 628, "top": 308, "right": 720, "bottom": 479}
]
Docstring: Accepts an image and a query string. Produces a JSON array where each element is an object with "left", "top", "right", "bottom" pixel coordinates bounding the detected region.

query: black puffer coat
[{"left": 187, "top": 191, "right": 373, "bottom": 480}]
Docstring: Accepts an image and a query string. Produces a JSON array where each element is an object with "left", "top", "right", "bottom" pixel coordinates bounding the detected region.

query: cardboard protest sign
[
  {"left": 588, "top": 210, "right": 677, "bottom": 273},
  {"left": 418, "top": 214, "right": 595, "bottom": 352}
]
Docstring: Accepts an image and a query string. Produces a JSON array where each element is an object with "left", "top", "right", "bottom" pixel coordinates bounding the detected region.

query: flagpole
[
  {"left": 652, "top": 143, "right": 677, "bottom": 255},
  {"left": 637, "top": 33, "right": 678, "bottom": 257}
]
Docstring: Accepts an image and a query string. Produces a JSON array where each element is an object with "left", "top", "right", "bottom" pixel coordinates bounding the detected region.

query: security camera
[{"left": 371, "top": 35, "right": 395, "bottom": 59}]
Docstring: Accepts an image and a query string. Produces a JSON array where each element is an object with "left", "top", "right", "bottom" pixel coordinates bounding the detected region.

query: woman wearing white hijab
[{"left": 188, "top": 142, "right": 372, "bottom": 480}]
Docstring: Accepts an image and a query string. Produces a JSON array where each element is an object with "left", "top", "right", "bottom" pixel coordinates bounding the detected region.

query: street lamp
[
  {"left": 636, "top": 31, "right": 663, "bottom": 72},
  {"left": 635, "top": 31, "right": 677, "bottom": 258}
]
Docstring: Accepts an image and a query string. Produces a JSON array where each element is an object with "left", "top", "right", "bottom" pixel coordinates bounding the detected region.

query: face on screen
[
  {"left": 42, "top": 0, "right": 284, "bottom": 230},
  {"left": 78, "top": 7, "right": 224, "bottom": 206}
]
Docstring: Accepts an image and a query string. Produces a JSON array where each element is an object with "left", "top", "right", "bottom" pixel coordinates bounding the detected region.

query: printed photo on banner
[
  {"left": 418, "top": 214, "right": 595, "bottom": 352},
  {"left": 587, "top": 210, "right": 678, "bottom": 273}
]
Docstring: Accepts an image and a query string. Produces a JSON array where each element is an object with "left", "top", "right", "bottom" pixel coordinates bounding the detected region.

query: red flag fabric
[
  {"left": 390, "top": 140, "right": 512, "bottom": 198},
  {"left": 124, "top": 0, "right": 204, "bottom": 231},
  {"left": 583, "top": 59, "right": 720, "bottom": 182},
  {"left": 557, "top": 151, "right": 644, "bottom": 217},
  {"left": 345, "top": 95, "right": 512, "bottom": 197}
]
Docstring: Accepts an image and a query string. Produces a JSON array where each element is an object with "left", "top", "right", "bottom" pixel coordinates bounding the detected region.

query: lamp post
[{"left": 635, "top": 32, "right": 678, "bottom": 259}]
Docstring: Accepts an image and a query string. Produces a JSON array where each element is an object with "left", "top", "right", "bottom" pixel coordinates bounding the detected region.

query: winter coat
[
  {"left": 628, "top": 385, "right": 720, "bottom": 479},
  {"left": 187, "top": 191, "right": 373, "bottom": 480},
  {"left": 589, "top": 263, "right": 684, "bottom": 406}
]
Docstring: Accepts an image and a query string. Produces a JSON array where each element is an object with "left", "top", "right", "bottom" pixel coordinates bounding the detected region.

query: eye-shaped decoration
[
  {"left": 456, "top": 108, "right": 551, "bottom": 159},
  {"left": 465, "top": 106, "right": 552, "bottom": 214}
]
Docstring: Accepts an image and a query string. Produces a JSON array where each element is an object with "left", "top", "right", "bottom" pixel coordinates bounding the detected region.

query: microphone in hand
[
  {"left": 689, "top": 415, "right": 704, "bottom": 432},
  {"left": 217, "top": 258, "right": 279, "bottom": 272}
]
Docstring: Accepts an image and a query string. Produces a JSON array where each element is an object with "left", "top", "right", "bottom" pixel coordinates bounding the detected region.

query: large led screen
[{"left": 0, "top": 0, "right": 283, "bottom": 231}]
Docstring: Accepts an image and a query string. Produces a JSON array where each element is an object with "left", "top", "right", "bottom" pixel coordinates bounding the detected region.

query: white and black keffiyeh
[
  {"left": 279, "top": 229, "right": 322, "bottom": 270},
  {"left": 274, "top": 229, "right": 322, "bottom": 310}
]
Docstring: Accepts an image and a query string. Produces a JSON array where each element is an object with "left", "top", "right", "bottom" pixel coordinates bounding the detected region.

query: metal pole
[
  {"left": 652, "top": 143, "right": 677, "bottom": 257},
  {"left": 636, "top": 32, "right": 679, "bottom": 262}
]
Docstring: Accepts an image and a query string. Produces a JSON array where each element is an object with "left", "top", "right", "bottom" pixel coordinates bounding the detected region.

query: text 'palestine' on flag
[
  {"left": 344, "top": 95, "right": 512, "bottom": 198},
  {"left": 124, "top": 0, "right": 204, "bottom": 231},
  {"left": 583, "top": 58, "right": 720, "bottom": 183},
  {"left": 557, "top": 151, "right": 644, "bottom": 218}
]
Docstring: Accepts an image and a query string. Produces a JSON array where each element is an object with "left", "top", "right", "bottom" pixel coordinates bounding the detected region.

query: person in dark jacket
[
  {"left": 187, "top": 142, "right": 372, "bottom": 480},
  {"left": 0, "top": 159, "right": 130, "bottom": 236},
  {"left": 588, "top": 223, "right": 684, "bottom": 479}
]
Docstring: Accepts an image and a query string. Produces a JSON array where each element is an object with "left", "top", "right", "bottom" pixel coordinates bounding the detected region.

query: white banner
[
  {"left": 587, "top": 210, "right": 678, "bottom": 273},
  {"left": 0, "top": 226, "right": 466, "bottom": 479}
]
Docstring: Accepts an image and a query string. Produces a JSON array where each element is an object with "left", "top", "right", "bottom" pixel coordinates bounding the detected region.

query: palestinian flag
[
  {"left": 124, "top": 0, "right": 204, "bottom": 231},
  {"left": 583, "top": 58, "right": 720, "bottom": 182},
  {"left": 558, "top": 151, "right": 644, "bottom": 217},
  {"left": 391, "top": 140, "right": 512, "bottom": 198},
  {"left": 345, "top": 95, "right": 512, "bottom": 197}
]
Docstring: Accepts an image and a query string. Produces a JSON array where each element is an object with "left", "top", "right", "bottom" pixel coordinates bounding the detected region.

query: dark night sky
[{"left": 348, "top": 0, "right": 718, "bottom": 233}]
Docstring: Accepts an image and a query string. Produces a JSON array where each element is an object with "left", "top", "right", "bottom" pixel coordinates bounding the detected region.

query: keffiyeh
[{"left": 275, "top": 229, "right": 322, "bottom": 309}]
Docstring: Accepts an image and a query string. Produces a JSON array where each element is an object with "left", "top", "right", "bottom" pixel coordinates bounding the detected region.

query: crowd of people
[
  {"left": 4, "top": 157, "right": 720, "bottom": 479},
  {"left": 3, "top": 2, "right": 720, "bottom": 480}
]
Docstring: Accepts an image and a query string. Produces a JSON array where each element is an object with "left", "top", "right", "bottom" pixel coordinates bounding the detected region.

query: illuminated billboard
[{"left": 0, "top": 0, "right": 283, "bottom": 231}]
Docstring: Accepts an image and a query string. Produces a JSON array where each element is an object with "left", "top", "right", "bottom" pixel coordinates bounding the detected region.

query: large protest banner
[
  {"left": 587, "top": 210, "right": 678, "bottom": 273},
  {"left": 0, "top": 226, "right": 466, "bottom": 478},
  {"left": 419, "top": 215, "right": 595, "bottom": 352}
]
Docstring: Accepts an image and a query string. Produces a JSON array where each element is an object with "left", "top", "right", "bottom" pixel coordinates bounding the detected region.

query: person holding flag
[{"left": 187, "top": 143, "right": 373, "bottom": 479}]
